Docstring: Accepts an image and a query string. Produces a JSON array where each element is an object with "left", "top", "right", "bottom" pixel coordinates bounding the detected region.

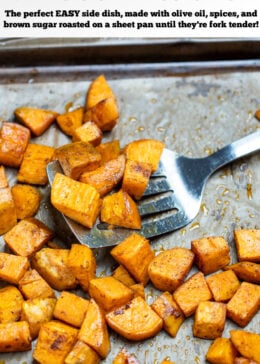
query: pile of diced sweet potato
[{"left": 0, "top": 75, "right": 259, "bottom": 364}]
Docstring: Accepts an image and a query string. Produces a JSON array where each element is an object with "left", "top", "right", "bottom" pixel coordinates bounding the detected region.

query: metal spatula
[{"left": 47, "top": 131, "right": 260, "bottom": 248}]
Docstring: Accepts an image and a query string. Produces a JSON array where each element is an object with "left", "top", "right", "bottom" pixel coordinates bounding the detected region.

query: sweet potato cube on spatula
[
  {"left": 51, "top": 173, "right": 102, "bottom": 228},
  {"left": 15, "top": 106, "right": 59, "bottom": 136},
  {"left": 54, "top": 141, "right": 101, "bottom": 180},
  {"left": 101, "top": 189, "right": 141, "bottom": 229},
  {"left": 96, "top": 140, "right": 121, "bottom": 164},
  {"left": 124, "top": 139, "right": 165, "bottom": 173}
]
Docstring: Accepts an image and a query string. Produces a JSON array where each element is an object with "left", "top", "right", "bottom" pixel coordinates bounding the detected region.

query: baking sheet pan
[{"left": 0, "top": 45, "right": 259, "bottom": 363}]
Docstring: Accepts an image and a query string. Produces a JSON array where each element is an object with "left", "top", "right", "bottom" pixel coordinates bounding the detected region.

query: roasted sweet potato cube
[
  {"left": 84, "top": 96, "right": 119, "bottom": 131},
  {"left": 54, "top": 141, "right": 101, "bottom": 180},
  {"left": 122, "top": 159, "right": 152, "bottom": 200},
  {"left": 15, "top": 106, "right": 59, "bottom": 136},
  {"left": 79, "top": 155, "right": 125, "bottom": 196},
  {"left": 148, "top": 247, "right": 194, "bottom": 292},
  {"left": 18, "top": 269, "right": 55, "bottom": 299},
  {"left": 112, "top": 265, "right": 136, "bottom": 287},
  {"left": 96, "top": 140, "right": 121, "bottom": 164},
  {"left": 4, "top": 217, "right": 54, "bottom": 257},
  {"left": 193, "top": 301, "right": 226, "bottom": 339},
  {"left": 0, "top": 122, "right": 30, "bottom": 168},
  {"left": 56, "top": 107, "right": 84, "bottom": 136},
  {"left": 72, "top": 120, "right": 102, "bottom": 146},
  {"left": 191, "top": 236, "right": 230, "bottom": 274},
  {"left": 234, "top": 229, "right": 260, "bottom": 262},
  {"left": 110, "top": 233, "right": 154, "bottom": 285},
  {"left": 0, "top": 321, "right": 31, "bottom": 353},
  {"left": 11, "top": 184, "right": 41, "bottom": 220},
  {"left": 101, "top": 189, "right": 141, "bottom": 229},
  {"left": 226, "top": 282, "right": 260, "bottom": 327},
  {"left": 206, "top": 270, "right": 240, "bottom": 302},
  {"left": 17, "top": 143, "right": 55, "bottom": 185},
  {"left": 230, "top": 330, "right": 260, "bottom": 363},
  {"left": 106, "top": 296, "right": 163, "bottom": 341},
  {"left": 0, "top": 285, "right": 24, "bottom": 323},
  {"left": 113, "top": 348, "right": 139, "bottom": 364},
  {"left": 206, "top": 337, "right": 238, "bottom": 364},
  {"left": 0, "top": 186, "right": 17, "bottom": 235},
  {"left": 53, "top": 291, "right": 89, "bottom": 328},
  {"left": 67, "top": 244, "right": 96, "bottom": 292},
  {"left": 0, "top": 252, "right": 29, "bottom": 284},
  {"left": 151, "top": 292, "right": 185, "bottom": 338},
  {"left": 51, "top": 173, "right": 102, "bottom": 228},
  {"left": 78, "top": 298, "right": 110, "bottom": 359},
  {"left": 124, "top": 139, "right": 165, "bottom": 173},
  {"left": 31, "top": 248, "right": 77, "bottom": 291},
  {"left": 33, "top": 320, "right": 78, "bottom": 364},
  {"left": 86, "top": 74, "right": 114, "bottom": 110},
  {"left": 173, "top": 272, "right": 212, "bottom": 317},
  {"left": 21, "top": 297, "right": 56, "bottom": 339},
  {"left": 65, "top": 340, "right": 101, "bottom": 364},
  {"left": 254, "top": 108, "right": 260, "bottom": 120},
  {"left": 160, "top": 361, "right": 175, "bottom": 364},
  {"left": 224, "top": 261, "right": 260, "bottom": 284},
  {"left": 89, "top": 276, "right": 134, "bottom": 312}
]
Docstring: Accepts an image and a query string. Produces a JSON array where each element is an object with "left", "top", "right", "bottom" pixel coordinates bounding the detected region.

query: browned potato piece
[
  {"left": 206, "top": 270, "right": 240, "bottom": 302},
  {"left": 84, "top": 96, "right": 119, "bottom": 131},
  {"left": 19, "top": 269, "right": 55, "bottom": 299},
  {"left": 234, "top": 229, "right": 260, "bottom": 262},
  {"left": 88, "top": 276, "right": 134, "bottom": 312},
  {"left": 65, "top": 340, "right": 101, "bottom": 364},
  {"left": 15, "top": 106, "right": 59, "bottom": 136},
  {"left": 86, "top": 74, "right": 114, "bottom": 110},
  {"left": 4, "top": 217, "right": 54, "bottom": 257},
  {"left": 0, "top": 252, "right": 29, "bottom": 284},
  {"left": 0, "top": 122, "right": 30, "bottom": 168},
  {"left": 124, "top": 139, "right": 165, "bottom": 173},
  {"left": 0, "top": 184, "right": 17, "bottom": 235},
  {"left": 122, "top": 159, "right": 152, "bottom": 200},
  {"left": 72, "top": 121, "right": 103, "bottom": 146},
  {"left": 191, "top": 236, "right": 230, "bottom": 274},
  {"left": 110, "top": 233, "right": 154, "bottom": 285},
  {"left": 173, "top": 272, "right": 212, "bottom": 317},
  {"left": 51, "top": 173, "right": 102, "bottom": 229},
  {"left": 96, "top": 140, "right": 121, "bottom": 164},
  {"left": 80, "top": 155, "right": 125, "bottom": 196},
  {"left": 53, "top": 291, "right": 89, "bottom": 328},
  {"left": 33, "top": 320, "right": 78, "bottom": 364},
  {"left": 193, "top": 301, "right": 226, "bottom": 339},
  {"left": 67, "top": 243, "right": 96, "bottom": 292},
  {"left": 0, "top": 321, "right": 31, "bottom": 353},
  {"left": 56, "top": 107, "right": 84, "bottom": 136},
  {"left": 17, "top": 143, "right": 55, "bottom": 185},
  {"left": 11, "top": 184, "right": 41, "bottom": 219},
  {"left": 230, "top": 330, "right": 260, "bottom": 363},
  {"left": 226, "top": 282, "right": 260, "bottom": 327},
  {"left": 31, "top": 248, "right": 77, "bottom": 291},
  {"left": 101, "top": 189, "right": 141, "bottom": 230},
  {"left": 21, "top": 297, "right": 56, "bottom": 339},
  {"left": 206, "top": 337, "right": 238, "bottom": 364},
  {"left": 224, "top": 261, "right": 260, "bottom": 284},
  {"left": 106, "top": 296, "right": 163, "bottom": 341},
  {"left": 54, "top": 141, "right": 101, "bottom": 180},
  {"left": 148, "top": 247, "right": 194, "bottom": 292},
  {"left": 0, "top": 286, "right": 24, "bottom": 323},
  {"left": 112, "top": 265, "right": 136, "bottom": 287},
  {"left": 151, "top": 291, "right": 185, "bottom": 338},
  {"left": 78, "top": 298, "right": 110, "bottom": 359}
]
